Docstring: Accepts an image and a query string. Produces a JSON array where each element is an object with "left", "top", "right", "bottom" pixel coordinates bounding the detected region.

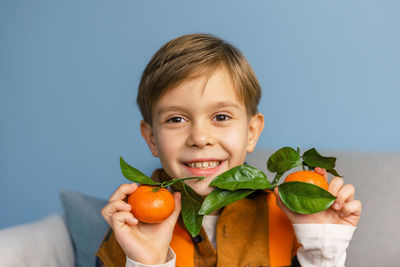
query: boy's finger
[
  {"left": 273, "top": 187, "right": 288, "bottom": 213},
  {"left": 315, "top": 167, "right": 328, "bottom": 180},
  {"left": 274, "top": 187, "right": 299, "bottom": 220},
  {"left": 101, "top": 200, "right": 132, "bottom": 224},
  {"left": 341, "top": 200, "right": 362, "bottom": 218},
  {"left": 333, "top": 184, "right": 355, "bottom": 210},
  {"left": 328, "top": 176, "right": 344, "bottom": 197},
  {"left": 166, "top": 192, "right": 181, "bottom": 225},
  {"left": 109, "top": 183, "right": 137, "bottom": 203},
  {"left": 111, "top": 211, "right": 139, "bottom": 230}
]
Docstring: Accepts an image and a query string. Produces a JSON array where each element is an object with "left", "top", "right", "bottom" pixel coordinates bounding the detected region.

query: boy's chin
[
  {"left": 196, "top": 186, "right": 215, "bottom": 197},
  {"left": 183, "top": 175, "right": 217, "bottom": 197},
  {"left": 183, "top": 180, "right": 214, "bottom": 197}
]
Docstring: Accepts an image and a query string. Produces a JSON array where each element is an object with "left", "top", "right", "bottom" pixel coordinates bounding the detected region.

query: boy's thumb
[
  {"left": 273, "top": 187, "right": 297, "bottom": 222},
  {"left": 274, "top": 187, "right": 286, "bottom": 211},
  {"left": 167, "top": 191, "right": 181, "bottom": 223}
]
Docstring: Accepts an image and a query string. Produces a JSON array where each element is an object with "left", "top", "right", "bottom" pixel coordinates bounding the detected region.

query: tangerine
[
  {"left": 127, "top": 185, "right": 175, "bottom": 223},
  {"left": 284, "top": 170, "right": 329, "bottom": 191}
]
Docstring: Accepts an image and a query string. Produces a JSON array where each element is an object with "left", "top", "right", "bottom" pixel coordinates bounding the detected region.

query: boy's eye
[
  {"left": 214, "top": 114, "right": 230, "bottom": 121},
  {"left": 166, "top": 116, "right": 186, "bottom": 123}
]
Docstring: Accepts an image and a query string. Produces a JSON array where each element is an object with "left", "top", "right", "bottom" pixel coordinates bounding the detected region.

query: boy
[{"left": 97, "top": 34, "right": 361, "bottom": 267}]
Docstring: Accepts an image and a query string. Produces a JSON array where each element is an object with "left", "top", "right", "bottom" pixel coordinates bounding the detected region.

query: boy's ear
[
  {"left": 246, "top": 113, "right": 264, "bottom": 153},
  {"left": 140, "top": 120, "right": 159, "bottom": 157}
]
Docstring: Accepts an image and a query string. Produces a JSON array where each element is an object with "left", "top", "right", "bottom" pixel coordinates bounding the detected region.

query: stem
[
  {"left": 154, "top": 176, "right": 204, "bottom": 190},
  {"left": 271, "top": 173, "right": 283, "bottom": 187},
  {"left": 173, "top": 176, "right": 204, "bottom": 183}
]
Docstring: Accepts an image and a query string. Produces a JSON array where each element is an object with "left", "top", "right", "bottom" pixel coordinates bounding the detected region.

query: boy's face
[{"left": 141, "top": 67, "right": 264, "bottom": 197}]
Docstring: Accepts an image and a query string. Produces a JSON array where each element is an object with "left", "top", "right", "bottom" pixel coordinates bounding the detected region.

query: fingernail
[{"left": 334, "top": 203, "right": 340, "bottom": 209}]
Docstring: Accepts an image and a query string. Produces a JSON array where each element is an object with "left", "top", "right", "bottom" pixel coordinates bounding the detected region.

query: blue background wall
[{"left": 1, "top": 0, "right": 399, "bottom": 229}]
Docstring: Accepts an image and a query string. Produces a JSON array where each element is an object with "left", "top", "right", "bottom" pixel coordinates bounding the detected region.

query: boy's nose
[{"left": 186, "top": 123, "right": 216, "bottom": 148}]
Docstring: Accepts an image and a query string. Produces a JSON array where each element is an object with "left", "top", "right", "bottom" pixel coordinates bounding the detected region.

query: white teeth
[{"left": 187, "top": 161, "right": 220, "bottom": 169}]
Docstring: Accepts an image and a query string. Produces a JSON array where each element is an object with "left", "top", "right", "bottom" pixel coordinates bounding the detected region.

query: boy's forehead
[{"left": 153, "top": 67, "right": 244, "bottom": 112}]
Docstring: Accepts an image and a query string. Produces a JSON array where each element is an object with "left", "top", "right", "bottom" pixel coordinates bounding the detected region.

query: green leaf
[
  {"left": 267, "top": 147, "right": 302, "bottom": 174},
  {"left": 278, "top": 181, "right": 336, "bottom": 214},
  {"left": 120, "top": 157, "right": 160, "bottom": 185},
  {"left": 327, "top": 168, "right": 342, "bottom": 177},
  {"left": 198, "top": 188, "right": 254, "bottom": 215},
  {"left": 171, "top": 182, "right": 204, "bottom": 237},
  {"left": 302, "top": 148, "right": 336, "bottom": 170},
  {"left": 209, "top": 165, "right": 270, "bottom": 191},
  {"left": 303, "top": 163, "right": 314, "bottom": 171}
]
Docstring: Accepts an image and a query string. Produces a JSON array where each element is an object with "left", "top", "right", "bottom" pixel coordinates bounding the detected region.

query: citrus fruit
[
  {"left": 284, "top": 170, "right": 329, "bottom": 191},
  {"left": 127, "top": 185, "right": 175, "bottom": 223}
]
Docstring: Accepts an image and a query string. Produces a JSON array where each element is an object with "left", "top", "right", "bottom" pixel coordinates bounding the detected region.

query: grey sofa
[{"left": 0, "top": 149, "right": 398, "bottom": 266}]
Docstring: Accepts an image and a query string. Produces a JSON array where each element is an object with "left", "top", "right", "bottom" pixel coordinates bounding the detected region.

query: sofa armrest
[{"left": 0, "top": 214, "right": 74, "bottom": 267}]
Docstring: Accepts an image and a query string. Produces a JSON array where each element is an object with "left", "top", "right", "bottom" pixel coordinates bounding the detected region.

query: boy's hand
[
  {"left": 101, "top": 183, "right": 181, "bottom": 265},
  {"left": 274, "top": 168, "right": 362, "bottom": 226}
]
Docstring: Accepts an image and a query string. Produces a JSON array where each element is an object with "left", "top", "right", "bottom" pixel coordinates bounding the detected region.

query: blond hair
[{"left": 137, "top": 33, "right": 261, "bottom": 124}]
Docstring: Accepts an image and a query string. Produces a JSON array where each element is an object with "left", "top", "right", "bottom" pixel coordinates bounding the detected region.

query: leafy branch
[{"left": 119, "top": 147, "right": 341, "bottom": 236}]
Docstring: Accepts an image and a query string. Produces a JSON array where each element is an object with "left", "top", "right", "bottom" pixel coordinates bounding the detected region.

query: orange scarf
[{"left": 96, "top": 169, "right": 299, "bottom": 267}]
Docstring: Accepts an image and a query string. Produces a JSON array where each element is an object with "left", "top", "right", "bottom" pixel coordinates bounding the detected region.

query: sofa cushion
[
  {"left": 0, "top": 214, "right": 74, "bottom": 267},
  {"left": 60, "top": 190, "right": 109, "bottom": 267}
]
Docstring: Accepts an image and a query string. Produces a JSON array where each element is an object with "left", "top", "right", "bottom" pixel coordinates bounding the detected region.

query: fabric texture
[
  {"left": 60, "top": 190, "right": 109, "bottom": 267},
  {"left": 202, "top": 215, "right": 219, "bottom": 248},
  {"left": 293, "top": 224, "right": 356, "bottom": 267},
  {"left": 215, "top": 192, "right": 271, "bottom": 266},
  {"left": 126, "top": 249, "right": 176, "bottom": 267},
  {"left": 0, "top": 214, "right": 74, "bottom": 267},
  {"left": 96, "top": 229, "right": 127, "bottom": 267}
]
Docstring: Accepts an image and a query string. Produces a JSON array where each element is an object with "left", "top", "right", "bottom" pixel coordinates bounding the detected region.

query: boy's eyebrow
[
  {"left": 158, "top": 101, "right": 241, "bottom": 115},
  {"left": 158, "top": 106, "right": 185, "bottom": 115},
  {"left": 210, "top": 101, "right": 241, "bottom": 110}
]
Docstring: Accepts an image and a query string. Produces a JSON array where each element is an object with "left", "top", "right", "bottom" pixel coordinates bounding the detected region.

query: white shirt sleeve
[
  {"left": 125, "top": 248, "right": 176, "bottom": 267},
  {"left": 293, "top": 224, "right": 356, "bottom": 267}
]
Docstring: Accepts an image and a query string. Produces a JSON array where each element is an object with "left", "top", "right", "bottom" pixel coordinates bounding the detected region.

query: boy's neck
[{"left": 209, "top": 209, "right": 222, "bottom": 216}]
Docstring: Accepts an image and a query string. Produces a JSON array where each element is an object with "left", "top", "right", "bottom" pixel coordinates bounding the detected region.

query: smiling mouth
[{"left": 184, "top": 160, "right": 222, "bottom": 169}]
